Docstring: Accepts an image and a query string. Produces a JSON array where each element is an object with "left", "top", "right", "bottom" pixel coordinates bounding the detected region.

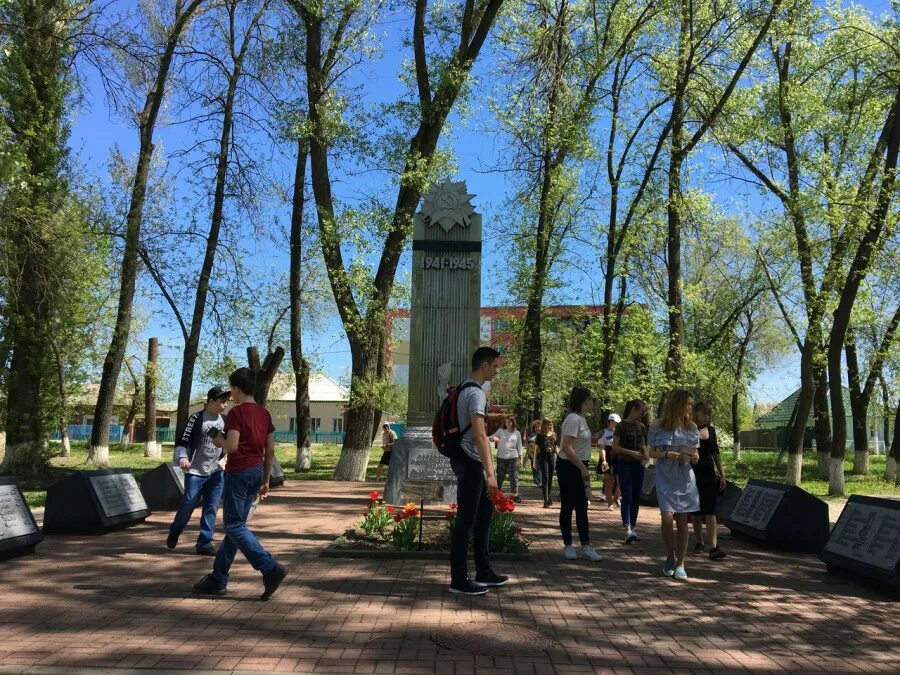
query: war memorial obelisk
[{"left": 383, "top": 181, "right": 482, "bottom": 506}]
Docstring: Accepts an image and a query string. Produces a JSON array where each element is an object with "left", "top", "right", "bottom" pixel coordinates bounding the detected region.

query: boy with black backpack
[{"left": 436, "top": 346, "right": 507, "bottom": 596}]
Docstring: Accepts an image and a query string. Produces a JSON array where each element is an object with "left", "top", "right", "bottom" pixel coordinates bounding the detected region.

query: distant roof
[
  {"left": 68, "top": 383, "right": 133, "bottom": 408},
  {"left": 756, "top": 387, "right": 853, "bottom": 427},
  {"left": 270, "top": 373, "right": 349, "bottom": 403}
]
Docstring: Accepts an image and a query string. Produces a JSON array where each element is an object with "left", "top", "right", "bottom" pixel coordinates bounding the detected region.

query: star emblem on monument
[{"left": 419, "top": 181, "right": 477, "bottom": 232}]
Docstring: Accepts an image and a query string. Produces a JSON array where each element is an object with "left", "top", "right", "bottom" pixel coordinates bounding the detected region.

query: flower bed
[{"left": 323, "top": 490, "right": 531, "bottom": 559}]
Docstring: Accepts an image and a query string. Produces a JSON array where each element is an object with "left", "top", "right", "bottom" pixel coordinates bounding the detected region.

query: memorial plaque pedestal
[
  {"left": 639, "top": 466, "right": 657, "bottom": 507},
  {"left": 820, "top": 495, "right": 900, "bottom": 593},
  {"left": 0, "top": 476, "right": 43, "bottom": 560},
  {"left": 139, "top": 462, "right": 185, "bottom": 511},
  {"left": 269, "top": 458, "right": 285, "bottom": 488},
  {"left": 43, "top": 469, "right": 151, "bottom": 534},
  {"left": 715, "top": 480, "right": 743, "bottom": 522},
  {"left": 384, "top": 427, "right": 457, "bottom": 506},
  {"left": 724, "top": 479, "right": 828, "bottom": 553}
]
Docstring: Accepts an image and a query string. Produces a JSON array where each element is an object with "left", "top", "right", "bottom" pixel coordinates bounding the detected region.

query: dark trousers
[
  {"left": 450, "top": 454, "right": 493, "bottom": 583},
  {"left": 617, "top": 459, "right": 645, "bottom": 528},
  {"left": 538, "top": 452, "right": 556, "bottom": 502},
  {"left": 557, "top": 458, "right": 590, "bottom": 546}
]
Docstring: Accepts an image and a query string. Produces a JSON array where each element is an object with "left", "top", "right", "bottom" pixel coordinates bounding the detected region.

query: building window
[
  {"left": 332, "top": 418, "right": 343, "bottom": 433},
  {"left": 289, "top": 417, "right": 295, "bottom": 432},
  {"left": 492, "top": 318, "right": 510, "bottom": 332},
  {"left": 311, "top": 417, "right": 321, "bottom": 432}
]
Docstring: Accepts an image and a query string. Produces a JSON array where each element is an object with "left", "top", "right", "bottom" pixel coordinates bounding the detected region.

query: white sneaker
[
  {"left": 580, "top": 545, "right": 602, "bottom": 561},
  {"left": 563, "top": 545, "right": 577, "bottom": 560}
]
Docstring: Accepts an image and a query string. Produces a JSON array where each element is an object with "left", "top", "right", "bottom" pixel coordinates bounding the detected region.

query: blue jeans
[
  {"left": 618, "top": 459, "right": 645, "bottom": 528},
  {"left": 169, "top": 471, "right": 224, "bottom": 551},
  {"left": 449, "top": 454, "right": 493, "bottom": 584},
  {"left": 210, "top": 465, "right": 277, "bottom": 585}
]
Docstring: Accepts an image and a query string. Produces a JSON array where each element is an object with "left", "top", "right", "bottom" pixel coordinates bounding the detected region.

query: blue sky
[{"left": 68, "top": 0, "right": 894, "bottom": 407}]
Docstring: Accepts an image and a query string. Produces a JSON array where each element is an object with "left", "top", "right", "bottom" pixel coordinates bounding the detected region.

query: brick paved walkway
[{"left": 0, "top": 480, "right": 897, "bottom": 674}]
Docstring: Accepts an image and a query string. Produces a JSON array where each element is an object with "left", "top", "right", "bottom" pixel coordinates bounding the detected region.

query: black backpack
[{"left": 432, "top": 381, "right": 482, "bottom": 459}]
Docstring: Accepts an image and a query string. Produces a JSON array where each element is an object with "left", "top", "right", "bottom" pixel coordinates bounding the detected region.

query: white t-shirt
[
  {"left": 494, "top": 428, "right": 522, "bottom": 460},
  {"left": 561, "top": 412, "right": 592, "bottom": 462}
]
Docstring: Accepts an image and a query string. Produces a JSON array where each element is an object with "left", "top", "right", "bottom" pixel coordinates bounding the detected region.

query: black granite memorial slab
[
  {"left": 724, "top": 479, "right": 828, "bottom": 553},
  {"left": 43, "top": 469, "right": 151, "bottom": 534},
  {"left": 0, "top": 476, "right": 43, "bottom": 560},
  {"left": 139, "top": 462, "right": 185, "bottom": 511},
  {"left": 269, "top": 458, "right": 285, "bottom": 488},
  {"left": 715, "top": 480, "right": 743, "bottom": 522},
  {"left": 819, "top": 495, "right": 900, "bottom": 593},
  {"left": 639, "top": 466, "right": 657, "bottom": 507}
]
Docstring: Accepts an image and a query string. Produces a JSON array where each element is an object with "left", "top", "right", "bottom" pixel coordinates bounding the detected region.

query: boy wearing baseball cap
[{"left": 166, "top": 386, "right": 231, "bottom": 555}]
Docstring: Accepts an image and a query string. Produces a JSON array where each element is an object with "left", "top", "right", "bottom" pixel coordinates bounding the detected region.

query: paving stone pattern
[{"left": 0, "top": 480, "right": 897, "bottom": 674}]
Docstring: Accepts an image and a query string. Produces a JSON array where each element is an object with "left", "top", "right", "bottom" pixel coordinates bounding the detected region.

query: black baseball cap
[{"left": 207, "top": 385, "right": 231, "bottom": 401}]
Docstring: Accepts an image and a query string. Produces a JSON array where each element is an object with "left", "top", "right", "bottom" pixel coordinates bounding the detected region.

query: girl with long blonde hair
[{"left": 647, "top": 389, "right": 700, "bottom": 580}]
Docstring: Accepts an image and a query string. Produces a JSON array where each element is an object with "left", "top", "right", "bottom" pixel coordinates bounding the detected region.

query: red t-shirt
[{"left": 223, "top": 402, "right": 275, "bottom": 473}]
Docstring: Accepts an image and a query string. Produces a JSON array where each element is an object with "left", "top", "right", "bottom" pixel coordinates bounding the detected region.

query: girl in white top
[
  {"left": 558, "top": 385, "right": 602, "bottom": 561},
  {"left": 490, "top": 416, "right": 523, "bottom": 500}
]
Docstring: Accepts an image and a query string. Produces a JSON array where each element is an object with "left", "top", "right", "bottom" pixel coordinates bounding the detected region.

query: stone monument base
[
  {"left": 0, "top": 476, "right": 43, "bottom": 560},
  {"left": 383, "top": 427, "right": 457, "bottom": 507},
  {"left": 139, "top": 462, "right": 185, "bottom": 511},
  {"left": 820, "top": 495, "right": 900, "bottom": 594},
  {"left": 724, "top": 479, "right": 828, "bottom": 553},
  {"left": 43, "top": 469, "right": 150, "bottom": 535}
]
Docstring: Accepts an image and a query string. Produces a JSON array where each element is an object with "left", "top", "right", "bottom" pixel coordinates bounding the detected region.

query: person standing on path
[
  {"left": 536, "top": 418, "right": 558, "bottom": 508},
  {"left": 166, "top": 386, "right": 230, "bottom": 555},
  {"left": 612, "top": 400, "right": 649, "bottom": 545},
  {"left": 647, "top": 389, "right": 700, "bottom": 581},
  {"left": 193, "top": 368, "right": 287, "bottom": 600},
  {"left": 491, "top": 415, "right": 523, "bottom": 502},
  {"left": 558, "top": 386, "right": 602, "bottom": 562},
  {"left": 689, "top": 401, "right": 727, "bottom": 560},
  {"left": 376, "top": 422, "right": 397, "bottom": 481},
  {"left": 449, "top": 347, "right": 508, "bottom": 596},
  {"left": 597, "top": 414, "right": 621, "bottom": 508}
]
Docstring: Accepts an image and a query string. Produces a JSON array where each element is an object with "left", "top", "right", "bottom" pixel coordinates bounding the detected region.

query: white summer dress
[{"left": 647, "top": 424, "right": 701, "bottom": 513}]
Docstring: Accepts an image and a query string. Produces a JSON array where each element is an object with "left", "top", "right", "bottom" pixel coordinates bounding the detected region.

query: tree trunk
[
  {"left": 54, "top": 347, "right": 70, "bottom": 458},
  {"left": 2, "top": 268, "right": 46, "bottom": 475},
  {"left": 731, "top": 392, "right": 741, "bottom": 461},
  {"left": 881, "top": 376, "right": 891, "bottom": 457},
  {"left": 144, "top": 337, "right": 159, "bottom": 458},
  {"left": 334, "top": 340, "right": 379, "bottom": 480},
  {"left": 247, "top": 346, "right": 285, "bottom": 408},
  {"left": 289, "top": 137, "right": 312, "bottom": 473},
  {"left": 89, "top": 1, "right": 205, "bottom": 464},
  {"left": 665, "top": 126, "right": 686, "bottom": 381},
  {"left": 813, "top": 364, "right": 831, "bottom": 480},
  {"left": 785, "top": 340, "right": 816, "bottom": 484},
  {"left": 886, "top": 397, "right": 899, "bottom": 483},
  {"left": 845, "top": 341, "right": 869, "bottom": 475},
  {"left": 370, "top": 335, "right": 387, "bottom": 445}
]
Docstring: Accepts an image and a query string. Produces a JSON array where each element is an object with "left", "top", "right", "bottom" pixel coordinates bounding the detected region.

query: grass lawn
[
  {"left": 12, "top": 441, "right": 384, "bottom": 509},
  {"left": 721, "top": 450, "right": 898, "bottom": 500}
]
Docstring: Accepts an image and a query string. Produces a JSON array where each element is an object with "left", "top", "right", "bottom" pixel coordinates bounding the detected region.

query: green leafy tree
[{"left": 0, "top": 0, "right": 111, "bottom": 473}]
